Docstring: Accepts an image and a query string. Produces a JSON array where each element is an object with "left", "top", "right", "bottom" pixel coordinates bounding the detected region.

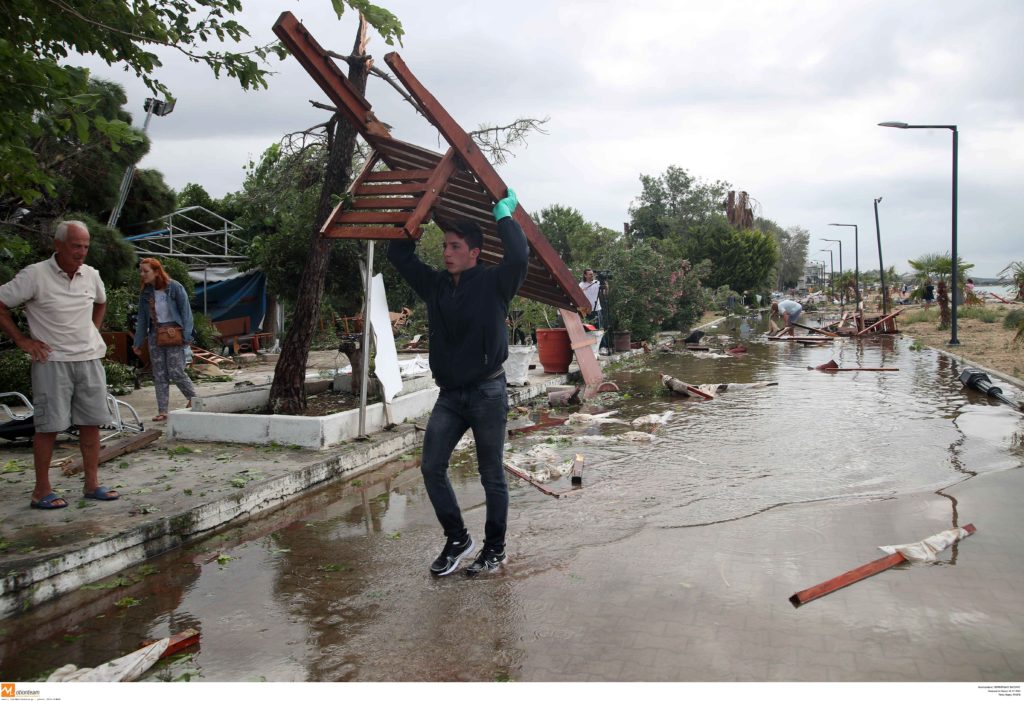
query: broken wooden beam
[
  {"left": 809, "top": 360, "right": 898, "bottom": 372},
  {"left": 61, "top": 429, "right": 162, "bottom": 476},
  {"left": 504, "top": 462, "right": 565, "bottom": 498},
  {"left": 789, "top": 524, "right": 976, "bottom": 607},
  {"left": 141, "top": 628, "right": 201, "bottom": 659}
]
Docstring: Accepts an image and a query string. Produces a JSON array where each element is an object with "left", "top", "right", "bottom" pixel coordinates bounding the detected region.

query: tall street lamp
[
  {"left": 873, "top": 197, "right": 887, "bottom": 314},
  {"left": 108, "top": 97, "right": 176, "bottom": 228},
  {"left": 821, "top": 238, "right": 844, "bottom": 304},
  {"left": 828, "top": 223, "right": 859, "bottom": 311},
  {"left": 820, "top": 249, "right": 835, "bottom": 302},
  {"left": 878, "top": 120, "right": 959, "bottom": 345}
]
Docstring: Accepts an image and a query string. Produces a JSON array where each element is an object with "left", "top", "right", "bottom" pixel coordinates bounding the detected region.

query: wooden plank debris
[
  {"left": 789, "top": 524, "right": 976, "bottom": 607},
  {"left": 61, "top": 429, "right": 162, "bottom": 476},
  {"left": 570, "top": 454, "right": 584, "bottom": 485}
]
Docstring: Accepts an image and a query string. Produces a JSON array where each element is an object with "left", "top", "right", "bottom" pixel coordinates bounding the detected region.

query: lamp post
[
  {"left": 873, "top": 197, "right": 887, "bottom": 314},
  {"left": 828, "top": 223, "right": 859, "bottom": 311},
  {"left": 878, "top": 120, "right": 959, "bottom": 345},
  {"left": 820, "top": 249, "right": 835, "bottom": 302},
  {"left": 821, "top": 238, "right": 844, "bottom": 305},
  {"left": 108, "top": 97, "right": 176, "bottom": 228}
]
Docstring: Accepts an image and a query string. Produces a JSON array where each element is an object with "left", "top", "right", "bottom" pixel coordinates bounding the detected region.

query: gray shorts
[{"left": 31, "top": 359, "right": 110, "bottom": 433}]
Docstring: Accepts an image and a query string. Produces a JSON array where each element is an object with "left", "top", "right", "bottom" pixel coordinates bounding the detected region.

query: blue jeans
[{"left": 421, "top": 375, "right": 509, "bottom": 550}]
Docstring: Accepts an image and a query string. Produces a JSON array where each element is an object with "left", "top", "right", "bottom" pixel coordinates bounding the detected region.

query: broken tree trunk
[{"left": 268, "top": 16, "right": 372, "bottom": 415}]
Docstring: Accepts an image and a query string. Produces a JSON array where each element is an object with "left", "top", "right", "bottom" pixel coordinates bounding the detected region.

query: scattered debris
[
  {"left": 548, "top": 386, "right": 582, "bottom": 407},
  {"left": 570, "top": 454, "right": 584, "bottom": 485},
  {"left": 563, "top": 411, "right": 628, "bottom": 426},
  {"left": 631, "top": 410, "right": 675, "bottom": 426},
  {"left": 809, "top": 360, "right": 899, "bottom": 372},
  {"left": 789, "top": 524, "right": 976, "bottom": 608},
  {"left": 661, "top": 375, "right": 715, "bottom": 400},
  {"left": 959, "top": 367, "right": 1020, "bottom": 409},
  {"left": 61, "top": 429, "right": 162, "bottom": 476}
]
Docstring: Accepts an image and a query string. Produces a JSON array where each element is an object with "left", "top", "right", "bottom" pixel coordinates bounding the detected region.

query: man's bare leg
[
  {"left": 32, "top": 431, "right": 65, "bottom": 505},
  {"left": 77, "top": 425, "right": 114, "bottom": 496}
]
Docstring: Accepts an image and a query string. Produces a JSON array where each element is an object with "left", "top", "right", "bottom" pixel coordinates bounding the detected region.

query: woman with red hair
[{"left": 132, "top": 258, "right": 197, "bottom": 422}]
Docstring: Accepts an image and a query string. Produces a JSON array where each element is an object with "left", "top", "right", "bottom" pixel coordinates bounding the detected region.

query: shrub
[
  {"left": 958, "top": 306, "right": 999, "bottom": 323},
  {"left": 192, "top": 313, "right": 219, "bottom": 350},
  {"left": 102, "top": 360, "right": 135, "bottom": 396},
  {"left": 1003, "top": 308, "right": 1024, "bottom": 330},
  {"left": 0, "top": 350, "right": 33, "bottom": 397},
  {"left": 103, "top": 286, "right": 137, "bottom": 332}
]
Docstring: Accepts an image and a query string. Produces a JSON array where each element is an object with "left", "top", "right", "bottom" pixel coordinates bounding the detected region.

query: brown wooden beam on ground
[
  {"left": 61, "top": 429, "right": 162, "bottom": 476},
  {"left": 789, "top": 524, "right": 976, "bottom": 607},
  {"left": 507, "top": 411, "right": 565, "bottom": 437},
  {"left": 504, "top": 462, "right": 569, "bottom": 498}
]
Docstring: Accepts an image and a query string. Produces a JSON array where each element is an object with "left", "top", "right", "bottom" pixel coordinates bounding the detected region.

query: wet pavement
[{"left": 1, "top": 315, "right": 1023, "bottom": 682}]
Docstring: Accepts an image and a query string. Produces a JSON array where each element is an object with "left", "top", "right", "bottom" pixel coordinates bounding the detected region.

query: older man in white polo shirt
[{"left": 0, "top": 220, "right": 120, "bottom": 509}]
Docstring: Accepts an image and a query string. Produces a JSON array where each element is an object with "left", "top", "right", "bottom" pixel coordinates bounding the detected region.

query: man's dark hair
[{"left": 445, "top": 218, "right": 483, "bottom": 252}]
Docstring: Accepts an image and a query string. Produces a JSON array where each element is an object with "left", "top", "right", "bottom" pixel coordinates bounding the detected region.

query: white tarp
[
  {"left": 879, "top": 527, "right": 973, "bottom": 562},
  {"left": 47, "top": 638, "right": 169, "bottom": 682},
  {"left": 369, "top": 274, "right": 402, "bottom": 403}
]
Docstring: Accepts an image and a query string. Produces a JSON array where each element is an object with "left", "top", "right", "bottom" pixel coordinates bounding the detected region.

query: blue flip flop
[
  {"left": 30, "top": 492, "right": 68, "bottom": 510},
  {"left": 83, "top": 486, "right": 120, "bottom": 501}
]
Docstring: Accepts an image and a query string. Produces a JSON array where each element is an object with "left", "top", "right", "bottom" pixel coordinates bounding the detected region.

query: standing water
[{"left": 1, "top": 313, "right": 1021, "bottom": 681}]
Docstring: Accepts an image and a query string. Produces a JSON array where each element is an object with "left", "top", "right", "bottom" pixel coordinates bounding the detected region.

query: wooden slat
[
  {"left": 322, "top": 225, "right": 417, "bottom": 240},
  {"left": 403, "top": 148, "right": 460, "bottom": 237},
  {"left": 321, "top": 151, "right": 381, "bottom": 236},
  {"left": 330, "top": 211, "right": 410, "bottom": 224},
  {"left": 362, "top": 169, "right": 436, "bottom": 182},
  {"left": 61, "top": 429, "right": 162, "bottom": 476},
  {"left": 346, "top": 197, "right": 419, "bottom": 210},
  {"left": 354, "top": 182, "right": 427, "bottom": 196}
]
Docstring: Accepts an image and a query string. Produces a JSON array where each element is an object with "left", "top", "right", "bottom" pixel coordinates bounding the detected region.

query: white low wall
[{"left": 169, "top": 385, "right": 440, "bottom": 449}]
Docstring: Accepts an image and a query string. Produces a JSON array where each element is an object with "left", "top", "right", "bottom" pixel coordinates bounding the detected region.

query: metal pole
[
  {"left": 950, "top": 127, "right": 959, "bottom": 345},
  {"left": 854, "top": 225, "right": 860, "bottom": 311},
  {"left": 203, "top": 267, "right": 208, "bottom": 316},
  {"left": 107, "top": 104, "right": 156, "bottom": 228},
  {"left": 874, "top": 198, "right": 887, "bottom": 314},
  {"left": 358, "top": 241, "right": 374, "bottom": 438}
]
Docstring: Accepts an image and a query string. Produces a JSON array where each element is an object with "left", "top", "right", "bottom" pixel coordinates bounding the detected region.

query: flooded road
[{"left": 2, "top": 314, "right": 1022, "bottom": 682}]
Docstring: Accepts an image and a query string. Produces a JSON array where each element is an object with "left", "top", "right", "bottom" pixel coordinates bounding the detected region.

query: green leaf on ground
[{"left": 114, "top": 596, "right": 141, "bottom": 608}]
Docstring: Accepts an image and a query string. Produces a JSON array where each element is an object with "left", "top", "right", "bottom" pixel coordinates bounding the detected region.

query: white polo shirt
[
  {"left": 579, "top": 280, "right": 601, "bottom": 311},
  {"left": 0, "top": 255, "right": 107, "bottom": 361}
]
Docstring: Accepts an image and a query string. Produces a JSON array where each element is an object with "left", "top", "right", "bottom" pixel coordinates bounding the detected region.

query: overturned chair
[{"left": 0, "top": 391, "right": 145, "bottom": 444}]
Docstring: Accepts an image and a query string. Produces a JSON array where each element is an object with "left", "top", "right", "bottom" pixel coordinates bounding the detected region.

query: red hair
[{"left": 139, "top": 258, "right": 171, "bottom": 290}]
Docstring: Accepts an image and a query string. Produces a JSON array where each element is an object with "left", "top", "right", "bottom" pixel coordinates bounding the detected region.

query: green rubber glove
[{"left": 493, "top": 188, "right": 517, "bottom": 221}]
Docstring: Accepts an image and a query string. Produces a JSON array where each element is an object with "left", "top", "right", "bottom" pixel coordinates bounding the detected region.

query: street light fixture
[
  {"left": 878, "top": 120, "right": 959, "bottom": 345},
  {"left": 819, "top": 249, "right": 835, "bottom": 302},
  {"left": 821, "top": 238, "right": 844, "bottom": 304},
  {"left": 828, "top": 223, "right": 860, "bottom": 311},
  {"left": 873, "top": 197, "right": 887, "bottom": 314},
  {"left": 108, "top": 98, "right": 177, "bottom": 228}
]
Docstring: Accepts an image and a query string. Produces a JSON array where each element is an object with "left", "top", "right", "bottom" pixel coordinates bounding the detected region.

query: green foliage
[
  {"left": 767, "top": 221, "right": 809, "bottom": 290},
  {"left": 191, "top": 313, "right": 218, "bottom": 351},
  {"left": 957, "top": 306, "right": 998, "bottom": 323},
  {"left": 684, "top": 215, "right": 779, "bottom": 293},
  {"left": 999, "top": 261, "right": 1024, "bottom": 300},
  {"left": 535, "top": 205, "right": 616, "bottom": 268},
  {"left": 117, "top": 168, "right": 176, "bottom": 237},
  {"left": 0, "top": 233, "right": 35, "bottom": 282},
  {"left": 1004, "top": 308, "right": 1024, "bottom": 330},
  {"left": 65, "top": 213, "right": 137, "bottom": 289},
  {"left": 597, "top": 239, "right": 705, "bottom": 342},
  {"left": 706, "top": 285, "right": 745, "bottom": 312},
  {"left": 103, "top": 360, "right": 135, "bottom": 395},
  {"left": 159, "top": 257, "right": 195, "bottom": 297},
  {"left": 628, "top": 165, "right": 730, "bottom": 242},
  {"left": 103, "top": 286, "right": 136, "bottom": 332},
  {"left": 507, "top": 297, "right": 552, "bottom": 342},
  {"left": 0, "top": 0, "right": 403, "bottom": 207},
  {"left": 0, "top": 350, "right": 33, "bottom": 397}
]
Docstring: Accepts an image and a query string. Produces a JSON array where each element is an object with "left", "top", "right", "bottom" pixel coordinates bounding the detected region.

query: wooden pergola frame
[{"left": 273, "top": 12, "right": 610, "bottom": 392}]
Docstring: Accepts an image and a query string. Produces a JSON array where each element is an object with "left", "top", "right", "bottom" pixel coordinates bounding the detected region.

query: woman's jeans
[{"left": 420, "top": 375, "right": 509, "bottom": 551}]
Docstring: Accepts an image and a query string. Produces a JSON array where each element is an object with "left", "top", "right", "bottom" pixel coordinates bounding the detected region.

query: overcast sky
[{"left": 78, "top": 0, "right": 1023, "bottom": 277}]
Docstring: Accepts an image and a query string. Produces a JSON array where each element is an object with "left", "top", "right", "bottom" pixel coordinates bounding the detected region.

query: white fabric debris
[
  {"left": 505, "top": 445, "right": 575, "bottom": 482},
  {"left": 368, "top": 274, "right": 402, "bottom": 403},
  {"left": 631, "top": 410, "right": 675, "bottom": 426},
  {"left": 879, "top": 527, "right": 972, "bottom": 562},
  {"left": 573, "top": 431, "right": 656, "bottom": 443},
  {"left": 47, "top": 638, "right": 169, "bottom": 682},
  {"left": 564, "top": 411, "right": 627, "bottom": 425}
]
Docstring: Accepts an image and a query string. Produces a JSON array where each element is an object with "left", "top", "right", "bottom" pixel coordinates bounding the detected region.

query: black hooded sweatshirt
[{"left": 387, "top": 217, "right": 529, "bottom": 390}]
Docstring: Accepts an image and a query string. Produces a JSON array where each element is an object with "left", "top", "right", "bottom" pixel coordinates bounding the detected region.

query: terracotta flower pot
[
  {"left": 612, "top": 331, "right": 632, "bottom": 352},
  {"left": 536, "top": 328, "right": 573, "bottom": 373}
]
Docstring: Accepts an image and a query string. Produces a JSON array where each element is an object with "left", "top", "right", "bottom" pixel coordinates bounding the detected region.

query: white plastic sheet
[
  {"left": 879, "top": 527, "right": 972, "bottom": 562},
  {"left": 47, "top": 638, "right": 169, "bottom": 682},
  {"left": 368, "top": 274, "right": 402, "bottom": 403}
]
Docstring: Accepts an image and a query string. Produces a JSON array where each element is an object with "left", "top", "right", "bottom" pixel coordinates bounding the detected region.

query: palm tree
[
  {"left": 999, "top": 260, "right": 1024, "bottom": 300},
  {"left": 908, "top": 252, "right": 973, "bottom": 301}
]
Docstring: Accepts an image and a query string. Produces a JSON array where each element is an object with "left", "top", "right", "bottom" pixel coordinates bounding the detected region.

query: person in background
[
  {"left": 770, "top": 299, "right": 803, "bottom": 336},
  {"left": 387, "top": 189, "right": 528, "bottom": 577},
  {"left": 0, "top": 220, "right": 119, "bottom": 508},
  {"left": 923, "top": 279, "right": 935, "bottom": 309},
  {"left": 133, "top": 258, "right": 197, "bottom": 422},
  {"left": 579, "top": 268, "right": 604, "bottom": 329}
]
